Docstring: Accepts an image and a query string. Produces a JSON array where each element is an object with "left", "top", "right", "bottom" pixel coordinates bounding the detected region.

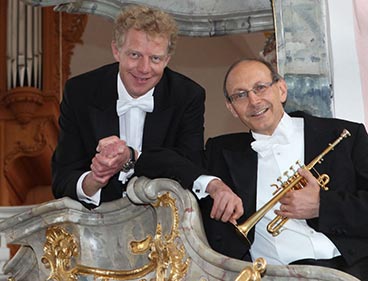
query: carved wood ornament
[{"left": 0, "top": 1, "right": 87, "bottom": 206}]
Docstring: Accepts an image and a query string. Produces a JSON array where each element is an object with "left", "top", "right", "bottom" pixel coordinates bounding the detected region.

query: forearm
[{"left": 81, "top": 172, "right": 105, "bottom": 197}]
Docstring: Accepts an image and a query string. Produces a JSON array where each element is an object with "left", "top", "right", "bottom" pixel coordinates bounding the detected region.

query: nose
[
  {"left": 137, "top": 57, "right": 150, "bottom": 73},
  {"left": 247, "top": 91, "right": 261, "bottom": 105}
]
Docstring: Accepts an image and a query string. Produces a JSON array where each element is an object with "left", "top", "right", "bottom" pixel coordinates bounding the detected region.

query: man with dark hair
[{"left": 199, "top": 59, "right": 368, "bottom": 279}]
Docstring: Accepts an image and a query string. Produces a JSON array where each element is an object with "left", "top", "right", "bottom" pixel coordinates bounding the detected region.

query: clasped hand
[{"left": 83, "top": 136, "right": 131, "bottom": 196}]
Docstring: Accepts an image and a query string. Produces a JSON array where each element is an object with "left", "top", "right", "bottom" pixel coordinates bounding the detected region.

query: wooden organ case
[{"left": 0, "top": 1, "right": 87, "bottom": 206}]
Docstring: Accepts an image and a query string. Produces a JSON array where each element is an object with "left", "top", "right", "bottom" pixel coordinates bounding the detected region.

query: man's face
[
  {"left": 111, "top": 28, "right": 171, "bottom": 98},
  {"left": 225, "top": 61, "right": 287, "bottom": 135}
]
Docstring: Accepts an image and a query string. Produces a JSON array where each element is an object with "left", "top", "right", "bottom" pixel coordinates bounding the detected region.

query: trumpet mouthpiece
[{"left": 341, "top": 129, "right": 351, "bottom": 138}]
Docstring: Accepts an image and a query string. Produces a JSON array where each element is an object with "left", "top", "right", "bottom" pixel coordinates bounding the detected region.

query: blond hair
[{"left": 113, "top": 5, "right": 178, "bottom": 55}]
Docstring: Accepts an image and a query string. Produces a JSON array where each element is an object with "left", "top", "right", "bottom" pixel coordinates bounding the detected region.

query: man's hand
[
  {"left": 82, "top": 136, "right": 132, "bottom": 196},
  {"left": 275, "top": 168, "right": 321, "bottom": 219},
  {"left": 206, "top": 179, "right": 244, "bottom": 224}
]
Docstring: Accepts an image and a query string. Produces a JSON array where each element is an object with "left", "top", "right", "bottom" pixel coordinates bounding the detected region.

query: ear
[
  {"left": 164, "top": 55, "right": 171, "bottom": 67},
  {"left": 226, "top": 101, "right": 239, "bottom": 118},
  {"left": 277, "top": 79, "right": 288, "bottom": 103},
  {"left": 111, "top": 41, "right": 121, "bottom": 62}
]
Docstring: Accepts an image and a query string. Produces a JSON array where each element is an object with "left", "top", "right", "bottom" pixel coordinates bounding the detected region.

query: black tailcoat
[
  {"left": 200, "top": 112, "right": 368, "bottom": 266},
  {"left": 52, "top": 63, "right": 205, "bottom": 205}
]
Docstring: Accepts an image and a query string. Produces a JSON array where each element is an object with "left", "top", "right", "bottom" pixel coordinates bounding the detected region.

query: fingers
[
  {"left": 230, "top": 200, "right": 244, "bottom": 223},
  {"left": 276, "top": 184, "right": 320, "bottom": 219},
  {"left": 211, "top": 194, "right": 235, "bottom": 221},
  {"left": 94, "top": 153, "right": 123, "bottom": 168},
  {"left": 275, "top": 168, "right": 321, "bottom": 220},
  {"left": 274, "top": 204, "right": 292, "bottom": 218},
  {"left": 297, "top": 168, "right": 315, "bottom": 184},
  {"left": 89, "top": 137, "right": 133, "bottom": 189},
  {"left": 96, "top": 136, "right": 120, "bottom": 152},
  {"left": 213, "top": 198, "right": 243, "bottom": 223},
  {"left": 92, "top": 136, "right": 131, "bottom": 176},
  {"left": 96, "top": 136, "right": 127, "bottom": 157},
  {"left": 207, "top": 180, "right": 244, "bottom": 223},
  {"left": 90, "top": 153, "right": 123, "bottom": 179}
]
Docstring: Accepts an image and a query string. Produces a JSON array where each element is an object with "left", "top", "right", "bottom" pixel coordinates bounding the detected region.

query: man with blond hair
[{"left": 52, "top": 5, "right": 206, "bottom": 207}]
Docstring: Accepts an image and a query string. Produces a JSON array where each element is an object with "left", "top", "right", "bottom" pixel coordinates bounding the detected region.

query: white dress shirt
[
  {"left": 249, "top": 113, "right": 340, "bottom": 264},
  {"left": 116, "top": 75, "right": 154, "bottom": 184}
]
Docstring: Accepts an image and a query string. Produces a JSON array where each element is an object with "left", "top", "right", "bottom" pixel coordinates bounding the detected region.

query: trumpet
[{"left": 235, "top": 129, "right": 351, "bottom": 242}]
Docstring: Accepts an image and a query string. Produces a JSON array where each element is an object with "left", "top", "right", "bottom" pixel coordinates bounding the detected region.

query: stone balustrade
[{"left": 0, "top": 177, "right": 358, "bottom": 280}]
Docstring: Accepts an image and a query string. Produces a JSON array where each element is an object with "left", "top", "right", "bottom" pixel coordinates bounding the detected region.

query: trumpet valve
[
  {"left": 270, "top": 183, "right": 281, "bottom": 195},
  {"left": 289, "top": 165, "right": 296, "bottom": 174},
  {"left": 277, "top": 176, "right": 283, "bottom": 184}
]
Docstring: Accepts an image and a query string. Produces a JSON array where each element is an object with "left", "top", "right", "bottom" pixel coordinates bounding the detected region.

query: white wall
[{"left": 327, "top": 0, "right": 366, "bottom": 125}]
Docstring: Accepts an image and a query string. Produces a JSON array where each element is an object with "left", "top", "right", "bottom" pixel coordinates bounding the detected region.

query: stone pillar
[{"left": 274, "top": 0, "right": 333, "bottom": 117}]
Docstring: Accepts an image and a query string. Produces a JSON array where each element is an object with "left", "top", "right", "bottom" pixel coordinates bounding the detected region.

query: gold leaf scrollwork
[
  {"left": 41, "top": 225, "right": 79, "bottom": 281},
  {"left": 235, "top": 258, "right": 267, "bottom": 281},
  {"left": 149, "top": 192, "right": 190, "bottom": 280},
  {"left": 41, "top": 192, "right": 189, "bottom": 280}
]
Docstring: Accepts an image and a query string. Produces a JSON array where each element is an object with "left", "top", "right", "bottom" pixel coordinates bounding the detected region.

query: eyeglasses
[{"left": 227, "top": 80, "right": 278, "bottom": 103}]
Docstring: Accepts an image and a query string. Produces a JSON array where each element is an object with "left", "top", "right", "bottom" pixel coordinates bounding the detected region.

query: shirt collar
[{"left": 251, "top": 112, "right": 294, "bottom": 144}]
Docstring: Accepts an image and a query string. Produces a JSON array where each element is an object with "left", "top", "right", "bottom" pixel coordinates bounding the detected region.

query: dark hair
[{"left": 223, "top": 58, "right": 283, "bottom": 100}]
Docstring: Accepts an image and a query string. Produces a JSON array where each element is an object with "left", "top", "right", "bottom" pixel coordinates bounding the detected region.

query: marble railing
[
  {"left": 0, "top": 233, "right": 9, "bottom": 281},
  {"left": 0, "top": 205, "right": 36, "bottom": 281},
  {"left": 0, "top": 177, "right": 359, "bottom": 280}
]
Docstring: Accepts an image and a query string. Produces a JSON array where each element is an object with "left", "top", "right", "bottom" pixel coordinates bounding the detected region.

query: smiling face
[
  {"left": 111, "top": 28, "right": 171, "bottom": 98},
  {"left": 225, "top": 60, "right": 288, "bottom": 135}
]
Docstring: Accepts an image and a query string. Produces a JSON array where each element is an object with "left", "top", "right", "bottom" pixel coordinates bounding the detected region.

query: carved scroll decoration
[
  {"left": 235, "top": 258, "right": 267, "bottom": 281},
  {"left": 41, "top": 192, "right": 190, "bottom": 280},
  {"left": 41, "top": 226, "right": 79, "bottom": 281},
  {"left": 150, "top": 192, "right": 190, "bottom": 280}
]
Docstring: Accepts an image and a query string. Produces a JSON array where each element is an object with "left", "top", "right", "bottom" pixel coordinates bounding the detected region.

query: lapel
[
  {"left": 297, "top": 111, "right": 340, "bottom": 164},
  {"left": 142, "top": 69, "right": 173, "bottom": 147},
  {"left": 222, "top": 134, "right": 258, "bottom": 220},
  {"left": 289, "top": 111, "right": 327, "bottom": 163},
  {"left": 293, "top": 111, "right": 340, "bottom": 228},
  {"left": 89, "top": 63, "right": 120, "bottom": 141},
  {"left": 303, "top": 114, "right": 322, "bottom": 164}
]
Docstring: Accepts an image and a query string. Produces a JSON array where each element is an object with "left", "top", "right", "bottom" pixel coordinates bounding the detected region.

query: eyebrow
[{"left": 232, "top": 81, "right": 269, "bottom": 92}]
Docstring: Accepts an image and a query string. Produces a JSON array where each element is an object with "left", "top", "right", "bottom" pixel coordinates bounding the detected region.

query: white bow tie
[
  {"left": 251, "top": 134, "right": 290, "bottom": 157},
  {"left": 116, "top": 95, "right": 154, "bottom": 116}
]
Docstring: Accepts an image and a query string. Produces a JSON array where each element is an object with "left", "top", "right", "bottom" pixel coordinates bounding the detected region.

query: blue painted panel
[{"left": 284, "top": 74, "right": 333, "bottom": 117}]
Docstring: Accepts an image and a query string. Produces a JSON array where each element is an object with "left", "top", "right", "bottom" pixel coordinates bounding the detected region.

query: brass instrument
[{"left": 235, "top": 129, "right": 351, "bottom": 242}]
